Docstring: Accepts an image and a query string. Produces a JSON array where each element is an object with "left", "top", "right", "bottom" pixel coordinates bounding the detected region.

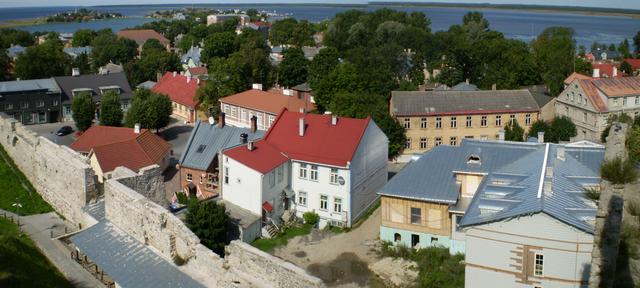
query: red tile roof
[
  {"left": 590, "top": 77, "right": 640, "bottom": 97},
  {"left": 624, "top": 58, "right": 640, "bottom": 70},
  {"left": 578, "top": 79, "right": 607, "bottom": 112},
  {"left": 152, "top": 72, "right": 201, "bottom": 109},
  {"left": 187, "top": 67, "right": 208, "bottom": 76},
  {"left": 224, "top": 109, "right": 371, "bottom": 173},
  {"left": 70, "top": 125, "right": 146, "bottom": 153},
  {"left": 219, "top": 89, "right": 315, "bottom": 115},
  {"left": 592, "top": 63, "right": 624, "bottom": 78},
  {"left": 564, "top": 72, "right": 591, "bottom": 85},
  {"left": 117, "top": 29, "right": 170, "bottom": 46}
]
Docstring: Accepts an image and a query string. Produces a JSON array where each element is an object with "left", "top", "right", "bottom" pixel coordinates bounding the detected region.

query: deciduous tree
[
  {"left": 277, "top": 48, "right": 309, "bottom": 87},
  {"left": 72, "top": 29, "right": 97, "bottom": 47},
  {"left": 125, "top": 89, "right": 172, "bottom": 132},
  {"left": 532, "top": 27, "right": 575, "bottom": 96},
  {"left": 15, "top": 40, "right": 70, "bottom": 79},
  {"left": 186, "top": 199, "right": 229, "bottom": 256},
  {"left": 549, "top": 116, "right": 577, "bottom": 143},
  {"left": 71, "top": 93, "right": 96, "bottom": 132},
  {"left": 99, "top": 91, "right": 123, "bottom": 126},
  {"left": 504, "top": 120, "right": 525, "bottom": 142}
]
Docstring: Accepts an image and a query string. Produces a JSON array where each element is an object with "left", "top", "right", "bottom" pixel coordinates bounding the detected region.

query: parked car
[{"left": 56, "top": 126, "right": 73, "bottom": 136}]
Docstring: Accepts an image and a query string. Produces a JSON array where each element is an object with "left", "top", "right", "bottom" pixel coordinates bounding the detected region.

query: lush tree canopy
[
  {"left": 72, "top": 93, "right": 96, "bottom": 132},
  {"left": 99, "top": 91, "right": 123, "bottom": 126},
  {"left": 269, "top": 18, "right": 315, "bottom": 47},
  {"left": 15, "top": 39, "right": 69, "bottom": 79},
  {"left": 532, "top": 27, "right": 575, "bottom": 96},
  {"left": 125, "top": 89, "right": 173, "bottom": 132},
  {"left": 504, "top": 120, "right": 525, "bottom": 142},
  {"left": 277, "top": 48, "right": 309, "bottom": 88},
  {"left": 72, "top": 29, "right": 97, "bottom": 47},
  {"left": 90, "top": 32, "right": 137, "bottom": 68},
  {"left": 0, "top": 28, "right": 34, "bottom": 48},
  {"left": 186, "top": 199, "right": 229, "bottom": 256}
]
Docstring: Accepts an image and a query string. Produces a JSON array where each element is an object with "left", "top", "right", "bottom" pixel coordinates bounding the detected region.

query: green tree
[
  {"left": 201, "top": 32, "right": 237, "bottom": 64},
  {"left": 71, "top": 93, "right": 96, "bottom": 132},
  {"left": 634, "top": 31, "right": 640, "bottom": 54},
  {"left": 72, "top": 29, "right": 97, "bottom": 47},
  {"left": 620, "top": 61, "right": 633, "bottom": 75},
  {"left": 69, "top": 52, "right": 92, "bottom": 75},
  {"left": 90, "top": 32, "right": 137, "bottom": 68},
  {"left": 277, "top": 48, "right": 309, "bottom": 87},
  {"left": 125, "top": 89, "right": 173, "bottom": 132},
  {"left": 0, "top": 28, "right": 34, "bottom": 48},
  {"left": 504, "top": 120, "right": 524, "bottom": 142},
  {"left": 99, "top": 91, "right": 123, "bottom": 126},
  {"left": 246, "top": 8, "right": 260, "bottom": 21},
  {"left": 549, "top": 116, "right": 577, "bottom": 143},
  {"left": 532, "top": 27, "right": 575, "bottom": 96},
  {"left": 0, "top": 50, "right": 9, "bottom": 80},
  {"left": 185, "top": 199, "right": 229, "bottom": 256},
  {"left": 269, "top": 18, "right": 298, "bottom": 46},
  {"left": 314, "top": 63, "right": 364, "bottom": 110},
  {"left": 629, "top": 126, "right": 640, "bottom": 163},
  {"left": 177, "top": 34, "right": 198, "bottom": 53},
  {"left": 15, "top": 40, "right": 70, "bottom": 79},
  {"left": 619, "top": 39, "right": 631, "bottom": 59},
  {"left": 141, "top": 38, "right": 166, "bottom": 56},
  {"left": 575, "top": 57, "right": 592, "bottom": 76},
  {"left": 528, "top": 120, "right": 550, "bottom": 139},
  {"left": 291, "top": 20, "right": 316, "bottom": 47},
  {"left": 308, "top": 47, "right": 340, "bottom": 88}
]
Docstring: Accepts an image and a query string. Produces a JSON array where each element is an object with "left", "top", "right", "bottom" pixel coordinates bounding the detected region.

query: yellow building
[{"left": 391, "top": 90, "right": 541, "bottom": 157}]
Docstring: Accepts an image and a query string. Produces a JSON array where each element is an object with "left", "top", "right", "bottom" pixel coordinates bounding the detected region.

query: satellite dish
[{"left": 338, "top": 176, "right": 345, "bottom": 186}]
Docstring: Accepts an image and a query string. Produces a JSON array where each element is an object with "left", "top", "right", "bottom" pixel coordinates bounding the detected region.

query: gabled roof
[
  {"left": 224, "top": 109, "right": 373, "bottom": 173},
  {"left": 152, "top": 72, "right": 201, "bottom": 108},
  {"left": 70, "top": 125, "right": 146, "bottom": 153},
  {"left": 391, "top": 89, "right": 539, "bottom": 117},
  {"left": 91, "top": 130, "right": 171, "bottom": 173},
  {"left": 590, "top": 77, "right": 640, "bottom": 97},
  {"left": 577, "top": 79, "right": 607, "bottom": 112},
  {"left": 0, "top": 78, "right": 60, "bottom": 94},
  {"left": 186, "top": 67, "right": 207, "bottom": 76},
  {"left": 180, "top": 120, "right": 264, "bottom": 170},
  {"left": 624, "top": 58, "right": 640, "bottom": 70},
  {"left": 180, "top": 46, "right": 201, "bottom": 65},
  {"left": 564, "top": 72, "right": 591, "bottom": 85},
  {"left": 53, "top": 72, "right": 133, "bottom": 104},
  {"left": 6, "top": 44, "right": 26, "bottom": 58},
  {"left": 117, "top": 29, "right": 170, "bottom": 46},
  {"left": 136, "top": 80, "right": 156, "bottom": 90},
  {"left": 219, "top": 89, "right": 315, "bottom": 115}
]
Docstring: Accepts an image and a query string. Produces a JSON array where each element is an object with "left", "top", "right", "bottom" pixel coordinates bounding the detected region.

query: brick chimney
[
  {"left": 247, "top": 140, "right": 254, "bottom": 151},
  {"left": 331, "top": 115, "right": 337, "bottom": 126},
  {"left": 299, "top": 117, "right": 305, "bottom": 137},
  {"left": 218, "top": 112, "right": 225, "bottom": 128},
  {"left": 72, "top": 68, "right": 80, "bottom": 77},
  {"left": 592, "top": 68, "right": 600, "bottom": 78},
  {"left": 173, "top": 71, "right": 177, "bottom": 77},
  {"left": 134, "top": 123, "right": 141, "bottom": 134},
  {"left": 250, "top": 115, "right": 257, "bottom": 133},
  {"left": 240, "top": 133, "right": 248, "bottom": 144}
]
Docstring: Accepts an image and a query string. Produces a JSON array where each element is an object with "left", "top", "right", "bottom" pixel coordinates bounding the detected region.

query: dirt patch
[
  {"left": 308, "top": 252, "right": 372, "bottom": 287},
  {"left": 294, "top": 251, "right": 307, "bottom": 258}
]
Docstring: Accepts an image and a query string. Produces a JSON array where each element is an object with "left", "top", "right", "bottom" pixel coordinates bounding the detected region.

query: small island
[{"left": 45, "top": 8, "right": 124, "bottom": 23}]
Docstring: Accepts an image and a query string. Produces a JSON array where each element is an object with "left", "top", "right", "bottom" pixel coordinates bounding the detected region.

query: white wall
[
  {"left": 221, "top": 155, "right": 263, "bottom": 215},
  {"left": 261, "top": 161, "right": 290, "bottom": 224}
]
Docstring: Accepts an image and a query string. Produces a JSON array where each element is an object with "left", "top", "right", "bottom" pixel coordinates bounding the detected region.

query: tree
[
  {"left": 620, "top": 61, "right": 633, "bottom": 75},
  {"left": 91, "top": 32, "right": 137, "bottom": 68},
  {"left": 125, "top": 89, "right": 173, "bottom": 132},
  {"left": 528, "top": 120, "right": 551, "bottom": 141},
  {"left": 269, "top": 18, "right": 298, "bottom": 46},
  {"left": 141, "top": 38, "right": 166, "bottom": 56},
  {"left": 619, "top": 39, "right": 631, "bottom": 59},
  {"left": 504, "top": 120, "right": 524, "bottom": 142},
  {"left": 532, "top": 27, "right": 575, "bottom": 96},
  {"left": 0, "top": 28, "right": 34, "bottom": 48},
  {"left": 185, "top": 199, "right": 229, "bottom": 256},
  {"left": 72, "top": 29, "right": 97, "bottom": 47},
  {"left": 308, "top": 47, "right": 340, "bottom": 88},
  {"left": 549, "top": 116, "right": 577, "bottom": 143},
  {"left": 69, "top": 52, "right": 91, "bottom": 75},
  {"left": 277, "top": 48, "right": 309, "bottom": 87},
  {"left": 126, "top": 45, "right": 180, "bottom": 85},
  {"left": 15, "top": 40, "right": 70, "bottom": 79},
  {"left": 629, "top": 126, "right": 640, "bottom": 163},
  {"left": 0, "top": 50, "right": 9, "bottom": 81},
  {"left": 99, "top": 91, "right": 123, "bottom": 126},
  {"left": 201, "top": 32, "right": 237, "bottom": 64},
  {"left": 72, "top": 93, "right": 96, "bottom": 132},
  {"left": 246, "top": 8, "right": 260, "bottom": 21},
  {"left": 575, "top": 57, "right": 592, "bottom": 76},
  {"left": 314, "top": 63, "right": 364, "bottom": 110},
  {"left": 634, "top": 31, "right": 640, "bottom": 54}
]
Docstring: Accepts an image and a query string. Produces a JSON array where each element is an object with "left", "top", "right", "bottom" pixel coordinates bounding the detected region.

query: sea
[{"left": 0, "top": 4, "right": 639, "bottom": 48}]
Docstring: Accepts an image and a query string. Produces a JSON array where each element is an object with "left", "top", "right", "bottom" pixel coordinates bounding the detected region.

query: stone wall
[{"left": 0, "top": 114, "right": 97, "bottom": 224}]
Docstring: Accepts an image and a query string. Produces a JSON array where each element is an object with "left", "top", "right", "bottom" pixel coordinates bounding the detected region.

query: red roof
[
  {"left": 624, "top": 58, "right": 640, "bottom": 70},
  {"left": 578, "top": 79, "right": 607, "bottom": 112},
  {"left": 564, "top": 72, "right": 591, "bottom": 85},
  {"left": 219, "top": 89, "right": 315, "bottom": 115},
  {"left": 117, "top": 29, "right": 170, "bottom": 46},
  {"left": 590, "top": 77, "right": 640, "bottom": 97},
  {"left": 262, "top": 201, "right": 273, "bottom": 213},
  {"left": 187, "top": 67, "right": 208, "bottom": 76},
  {"left": 592, "top": 63, "right": 624, "bottom": 78},
  {"left": 224, "top": 109, "right": 371, "bottom": 173},
  {"left": 152, "top": 72, "right": 201, "bottom": 109},
  {"left": 70, "top": 125, "right": 146, "bottom": 153}
]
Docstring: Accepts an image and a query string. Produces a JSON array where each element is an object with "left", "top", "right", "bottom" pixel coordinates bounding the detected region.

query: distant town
[{"left": 0, "top": 4, "right": 639, "bottom": 288}]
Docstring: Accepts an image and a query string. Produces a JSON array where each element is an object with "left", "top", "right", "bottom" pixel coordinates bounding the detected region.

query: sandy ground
[{"left": 272, "top": 208, "right": 384, "bottom": 287}]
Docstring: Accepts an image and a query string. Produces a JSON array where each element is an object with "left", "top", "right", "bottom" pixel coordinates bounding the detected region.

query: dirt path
[{"left": 272, "top": 208, "right": 383, "bottom": 287}]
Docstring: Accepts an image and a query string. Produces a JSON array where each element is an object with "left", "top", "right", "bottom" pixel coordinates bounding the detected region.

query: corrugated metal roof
[
  {"left": 83, "top": 199, "right": 105, "bottom": 221},
  {"left": 179, "top": 120, "right": 264, "bottom": 170},
  {"left": 63, "top": 46, "right": 92, "bottom": 57},
  {"left": 391, "top": 89, "right": 539, "bottom": 116},
  {"left": 0, "top": 78, "right": 60, "bottom": 93},
  {"left": 54, "top": 72, "right": 133, "bottom": 104},
  {"left": 71, "top": 221, "right": 205, "bottom": 288}
]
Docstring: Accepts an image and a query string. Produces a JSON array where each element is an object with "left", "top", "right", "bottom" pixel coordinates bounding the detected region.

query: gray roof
[
  {"left": 181, "top": 46, "right": 201, "bottom": 66},
  {"left": 379, "top": 139, "right": 604, "bottom": 234},
  {"left": 63, "top": 46, "right": 92, "bottom": 57},
  {"left": 179, "top": 120, "right": 265, "bottom": 170},
  {"left": 391, "top": 89, "right": 539, "bottom": 117},
  {"left": 137, "top": 80, "right": 157, "bottom": 90},
  {"left": 83, "top": 199, "right": 105, "bottom": 221},
  {"left": 527, "top": 85, "right": 554, "bottom": 107},
  {"left": 54, "top": 72, "right": 133, "bottom": 104},
  {"left": 0, "top": 78, "right": 60, "bottom": 94},
  {"left": 450, "top": 82, "right": 479, "bottom": 91},
  {"left": 292, "top": 82, "right": 311, "bottom": 92},
  {"left": 302, "top": 46, "right": 321, "bottom": 60},
  {"left": 71, "top": 221, "right": 205, "bottom": 288},
  {"left": 6, "top": 44, "right": 26, "bottom": 58}
]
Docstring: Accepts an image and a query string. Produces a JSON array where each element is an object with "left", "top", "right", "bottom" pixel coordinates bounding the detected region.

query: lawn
[
  {"left": 252, "top": 223, "right": 313, "bottom": 252},
  {"left": 0, "top": 145, "right": 53, "bottom": 215},
  {"left": 0, "top": 218, "right": 72, "bottom": 287}
]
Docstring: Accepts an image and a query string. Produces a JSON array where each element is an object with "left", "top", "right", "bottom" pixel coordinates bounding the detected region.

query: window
[
  {"left": 269, "top": 171, "right": 275, "bottom": 187},
  {"left": 298, "top": 192, "right": 307, "bottom": 206},
  {"left": 36, "top": 100, "right": 45, "bottom": 107},
  {"left": 450, "top": 117, "right": 457, "bottom": 128},
  {"left": 411, "top": 234, "right": 420, "bottom": 248},
  {"left": 405, "top": 138, "right": 412, "bottom": 149},
  {"left": 403, "top": 118, "right": 411, "bottom": 129},
  {"left": 481, "top": 116, "right": 487, "bottom": 127},
  {"left": 223, "top": 104, "right": 230, "bottom": 114},
  {"left": 435, "top": 117, "right": 442, "bottom": 129},
  {"left": 206, "top": 173, "right": 214, "bottom": 189},
  {"left": 495, "top": 115, "right": 502, "bottom": 126},
  {"left": 420, "top": 138, "right": 427, "bottom": 149},
  {"left": 480, "top": 135, "right": 488, "bottom": 140},
  {"left": 613, "top": 98, "right": 619, "bottom": 106},
  {"left": 241, "top": 109, "right": 247, "bottom": 121},
  {"left": 450, "top": 136, "right": 457, "bottom": 146},
  {"left": 410, "top": 207, "right": 421, "bottom": 224},
  {"left": 277, "top": 166, "right": 283, "bottom": 183},
  {"left": 435, "top": 137, "right": 442, "bottom": 146},
  {"left": 5, "top": 104, "right": 13, "bottom": 110},
  {"left": 186, "top": 173, "right": 193, "bottom": 182},
  {"left": 466, "top": 116, "right": 472, "bottom": 127},
  {"left": 268, "top": 115, "right": 275, "bottom": 127},
  {"left": 223, "top": 167, "right": 229, "bottom": 184},
  {"left": 20, "top": 102, "right": 28, "bottom": 109},
  {"left": 320, "top": 195, "right": 328, "bottom": 210},
  {"left": 623, "top": 97, "right": 627, "bottom": 106},
  {"left": 330, "top": 168, "right": 339, "bottom": 184},
  {"left": 52, "top": 99, "right": 59, "bottom": 106},
  {"left": 334, "top": 197, "right": 342, "bottom": 212},
  {"left": 394, "top": 233, "right": 401, "bottom": 242},
  {"left": 231, "top": 106, "right": 237, "bottom": 117},
  {"left": 525, "top": 114, "right": 531, "bottom": 125},
  {"left": 509, "top": 114, "right": 515, "bottom": 124},
  {"left": 310, "top": 165, "right": 318, "bottom": 181},
  {"left": 583, "top": 112, "right": 587, "bottom": 122},
  {"left": 420, "top": 118, "right": 427, "bottom": 129},
  {"left": 534, "top": 254, "right": 544, "bottom": 276},
  {"left": 636, "top": 96, "right": 640, "bottom": 105},
  {"left": 299, "top": 163, "right": 308, "bottom": 179},
  {"left": 199, "top": 175, "right": 204, "bottom": 184}
]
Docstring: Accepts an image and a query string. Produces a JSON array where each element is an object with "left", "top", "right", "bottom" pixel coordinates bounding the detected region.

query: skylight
[{"left": 196, "top": 145, "right": 206, "bottom": 153}]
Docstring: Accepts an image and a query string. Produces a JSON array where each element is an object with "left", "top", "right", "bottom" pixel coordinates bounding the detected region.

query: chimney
[
  {"left": 299, "top": 117, "right": 305, "bottom": 137},
  {"left": 187, "top": 76, "right": 192, "bottom": 83},
  {"left": 218, "top": 112, "right": 225, "bottom": 127},
  {"left": 252, "top": 83, "right": 263, "bottom": 90},
  {"left": 331, "top": 115, "right": 337, "bottom": 125},
  {"left": 72, "top": 68, "right": 80, "bottom": 77},
  {"left": 247, "top": 141, "right": 254, "bottom": 151},
  {"left": 134, "top": 123, "right": 141, "bottom": 134},
  {"left": 156, "top": 72, "right": 162, "bottom": 81},
  {"left": 537, "top": 132, "right": 545, "bottom": 143},
  {"left": 465, "top": 78, "right": 469, "bottom": 85},
  {"left": 557, "top": 146, "right": 565, "bottom": 161},
  {"left": 491, "top": 83, "right": 497, "bottom": 90},
  {"left": 250, "top": 115, "right": 257, "bottom": 133},
  {"left": 498, "top": 129, "right": 505, "bottom": 141},
  {"left": 197, "top": 78, "right": 201, "bottom": 85},
  {"left": 299, "top": 107, "right": 305, "bottom": 114},
  {"left": 283, "top": 89, "right": 293, "bottom": 96},
  {"left": 240, "top": 133, "right": 248, "bottom": 144},
  {"left": 592, "top": 68, "right": 600, "bottom": 78},
  {"left": 613, "top": 66, "right": 618, "bottom": 77},
  {"left": 208, "top": 116, "right": 215, "bottom": 125},
  {"left": 173, "top": 71, "right": 177, "bottom": 77}
]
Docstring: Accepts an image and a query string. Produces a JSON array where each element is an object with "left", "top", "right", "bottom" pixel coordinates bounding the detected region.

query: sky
[{"left": 1, "top": 0, "right": 639, "bottom": 9}]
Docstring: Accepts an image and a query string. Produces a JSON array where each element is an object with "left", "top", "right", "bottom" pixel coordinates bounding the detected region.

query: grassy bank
[
  {"left": 0, "top": 18, "right": 46, "bottom": 29},
  {"left": 252, "top": 224, "right": 313, "bottom": 252},
  {"left": 0, "top": 218, "right": 72, "bottom": 287},
  {"left": 0, "top": 145, "right": 53, "bottom": 215}
]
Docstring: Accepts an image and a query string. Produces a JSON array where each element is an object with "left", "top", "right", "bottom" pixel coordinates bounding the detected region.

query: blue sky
[{"left": 2, "top": 0, "right": 639, "bottom": 9}]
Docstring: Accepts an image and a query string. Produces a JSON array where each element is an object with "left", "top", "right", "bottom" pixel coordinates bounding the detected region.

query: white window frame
[
  {"left": 223, "top": 167, "right": 229, "bottom": 184},
  {"left": 450, "top": 136, "right": 457, "bottom": 146},
  {"left": 298, "top": 191, "right": 307, "bottom": 206},
  {"left": 319, "top": 195, "right": 328, "bottom": 211},
  {"left": 420, "top": 137, "right": 427, "bottom": 149},
  {"left": 405, "top": 138, "right": 411, "bottom": 149},
  {"left": 186, "top": 173, "right": 193, "bottom": 182},
  {"left": 299, "top": 163, "right": 308, "bottom": 179},
  {"left": 481, "top": 115, "right": 487, "bottom": 127},
  {"left": 495, "top": 115, "right": 502, "bottom": 126},
  {"left": 334, "top": 197, "right": 342, "bottom": 213},
  {"left": 435, "top": 137, "right": 442, "bottom": 146},
  {"left": 435, "top": 117, "right": 442, "bottom": 129},
  {"left": 403, "top": 118, "right": 411, "bottom": 129},
  {"left": 450, "top": 116, "right": 457, "bottom": 128},
  {"left": 310, "top": 165, "right": 318, "bottom": 181},
  {"left": 525, "top": 114, "right": 531, "bottom": 125},
  {"left": 534, "top": 254, "right": 544, "bottom": 276},
  {"left": 465, "top": 116, "right": 472, "bottom": 127},
  {"left": 420, "top": 117, "right": 427, "bottom": 129},
  {"left": 329, "top": 168, "right": 339, "bottom": 185}
]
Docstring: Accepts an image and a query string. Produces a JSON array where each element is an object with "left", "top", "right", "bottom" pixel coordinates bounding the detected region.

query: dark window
[
  {"left": 410, "top": 207, "right": 421, "bottom": 224},
  {"left": 411, "top": 234, "right": 420, "bottom": 248}
]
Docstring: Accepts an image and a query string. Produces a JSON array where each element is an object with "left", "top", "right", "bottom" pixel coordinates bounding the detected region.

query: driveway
[
  {"left": 27, "top": 122, "right": 78, "bottom": 147},
  {"left": 158, "top": 118, "right": 194, "bottom": 202}
]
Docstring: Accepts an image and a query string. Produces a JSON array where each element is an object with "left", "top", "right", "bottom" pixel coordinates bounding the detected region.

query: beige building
[
  {"left": 391, "top": 90, "right": 541, "bottom": 157},
  {"left": 556, "top": 76, "right": 640, "bottom": 141}
]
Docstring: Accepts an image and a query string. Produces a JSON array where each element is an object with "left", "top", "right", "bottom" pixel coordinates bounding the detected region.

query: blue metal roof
[
  {"left": 63, "top": 46, "right": 92, "bottom": 57},
  {"left": 6, "top": 44, "right": 25, "bottom": 58},
  {"left": 179, "top": 120, "right": 264, "bottom": 170},
  {"left": 71, "top": 221, "right": 205, "bottom": 288},
  {"left": 0, "top": 78, "right": 60, "bottom": 93},
  {"left": 180, "top": 46, "right": 201, "bottom": 66}
]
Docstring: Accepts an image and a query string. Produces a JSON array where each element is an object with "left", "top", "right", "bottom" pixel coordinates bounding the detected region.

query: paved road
[
  {"left": 1, "top": 209, "right": 106, "bottom": 288},
  {"left": 27, "top": 122, "right": 78, "bottom": 147},
  {"left": 158, "top": 117, "right": 194, "bottom": 202}
]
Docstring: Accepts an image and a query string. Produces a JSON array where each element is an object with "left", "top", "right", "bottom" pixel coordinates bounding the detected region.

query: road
[{"left": 27, "top": 121, "right": 78, "bottom": 147}]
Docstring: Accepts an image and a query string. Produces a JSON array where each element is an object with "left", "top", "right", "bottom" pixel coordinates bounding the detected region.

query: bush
[
  {"left": 185, "top": 199, "right": 229, "bottom": 256},
  {"left": 302, "top": 211, "right": 319, "bottom": 225},
  {"left": 600, "top": 157, "right": 638, "bottom": 185},
  {"left": 176, "top": 192, "right": 188, "bottom": 205}
]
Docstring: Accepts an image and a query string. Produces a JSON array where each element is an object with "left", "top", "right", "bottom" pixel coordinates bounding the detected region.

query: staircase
[{"left": 262, "top": 224, "right": 278, "bottom": 239}]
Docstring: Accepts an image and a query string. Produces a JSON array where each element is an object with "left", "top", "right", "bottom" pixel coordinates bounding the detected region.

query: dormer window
[
  {"left": 72, "top": 88, "right": 93, "bottom": 97},
  {"left": 467, "top": 154, "right": 481, "bottom": 164},
  {"left": 99, "top": 85, "right": 121, "bottom": 95}
]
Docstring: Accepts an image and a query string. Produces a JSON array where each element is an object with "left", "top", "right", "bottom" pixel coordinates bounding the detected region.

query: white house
[{"left": 221, "top": 109, "right": 388, "bottom": 239}]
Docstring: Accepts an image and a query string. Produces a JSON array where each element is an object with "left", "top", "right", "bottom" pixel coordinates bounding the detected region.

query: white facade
[
  {"left": 464, "top": 213, "right": 593, "bottom": 288},
  {"left": 221, "top": 103, "right": 275, "bottom": 131}
]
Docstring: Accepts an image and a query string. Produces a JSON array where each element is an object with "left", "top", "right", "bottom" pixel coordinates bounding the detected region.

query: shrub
[
  {"left": 302, "top": 211, "right": 319, "bottom": 225},
  {"left": 584, "top": 187, "right": 601, "bottom": 202},
  {"left": 176, "top": 192, "right": 188, "bottom": 205},
  {"left": 600, "top": 157, "right": 638, "bottom": 185}
]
